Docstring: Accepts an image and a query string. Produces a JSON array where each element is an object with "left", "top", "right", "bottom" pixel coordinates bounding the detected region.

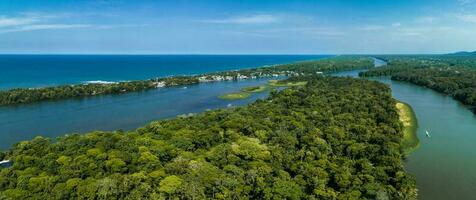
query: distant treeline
[
  {"left": 0, "top": 76, "right": 416, "bottom": 199},
  {"left": 0, "top": 56, "right": 373, "bottom": 106},
  {"left": 361, "top": 56, "right": 476, "bottom": 113},
  {"left": 0, "top": 77, "right": 197, "bottom": 106}
]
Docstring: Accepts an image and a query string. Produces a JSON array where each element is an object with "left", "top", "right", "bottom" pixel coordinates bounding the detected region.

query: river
[
  {"left": 0, "top": 78, "right": 278, "bottom": 150},
  {"left": 336, "top": 58, "right": 476, "bottom": 200},
  {"left": 1, "top": 55, "right": 331, "bottom": 150}
]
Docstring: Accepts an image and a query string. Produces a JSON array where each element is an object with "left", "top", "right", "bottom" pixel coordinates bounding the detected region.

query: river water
[
  {"left": 336, "top": 59, "right": 476, "bottom": 200},
  {"left": 381, "top": 78, "right": 476, "bottom": 200},
  {"left": 0, "top": 78, "right": 278, "bottom": 150},
  {"left": 1, "top": 55, "right": 331, "bottom": 149}
]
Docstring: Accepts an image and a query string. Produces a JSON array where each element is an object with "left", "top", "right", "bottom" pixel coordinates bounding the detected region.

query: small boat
[
  {"left": 0, "top": 160, "right": 12, "bottom": 167},
  {"left": 0, "top": 160, "right": 9, "bottom": 164},
  {"left": 425, "top": 130, "right": 431, "bottom": 138},
  {"left": 227, "top": 103, "right": 233, "bottom": 107}
]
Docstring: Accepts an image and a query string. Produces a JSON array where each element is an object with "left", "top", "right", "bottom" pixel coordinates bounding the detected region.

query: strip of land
[
  {"left": 0, "top": 76, "right": 417, "bottom": 199},
  {"left": 396, "top": 101, "right": 419, "bottom": 155},
  {"left": 219, "top": 79, "right": 309, "bottom": 101},
  {"left": 0, "top": 56, "right": 374, "bottom": 106},
  {"left": 240, "top": 85, "right": 268, "bottom": 93},
  {"left": 268, "top": 80, "right": 308, "bottom": 87},
  {"left": 218, "top": 92, "right": 251, "bottom": 100}
]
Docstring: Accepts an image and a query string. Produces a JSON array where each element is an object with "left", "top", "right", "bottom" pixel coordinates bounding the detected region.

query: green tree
[{"left": 159, "top": 175, "right": 183, "bottom": 195}]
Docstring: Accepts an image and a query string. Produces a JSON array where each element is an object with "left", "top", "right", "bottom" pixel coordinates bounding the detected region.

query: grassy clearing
[
  {"left": 219, "top": 80, "right": 307, "bottom": 101},
  {"left": 219, "top": 85, "right": 267, "bottom": 101},
  {"left": 241, "top": 85, "right": 268, "bottom": 93},
  {"left": 396, "top": 101, "right": 420, "bottom": 155},
  {"left": 268, "top": 80, "right": 308, "bottom": 87},
  {"left": 218, "top": 92, "right": 251, "bottom": 100}
]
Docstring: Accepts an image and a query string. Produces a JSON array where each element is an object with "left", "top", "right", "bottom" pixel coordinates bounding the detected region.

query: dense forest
[
  {"left": 0, "top": 56, "right": 373, "bottom": 106},
  {"left": 371, "top": 55, "right": 476, "bottom": 69},
  {"left": 361, "top": 56, "right": 476, "bottom": 113},
  {"left": 0, "top": 76, "right": 416, "bottom": 199}
]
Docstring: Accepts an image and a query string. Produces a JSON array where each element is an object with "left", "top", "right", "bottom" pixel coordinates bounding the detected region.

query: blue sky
[{"left": 0, "top": 0, "right": 475, "bottom": 54}]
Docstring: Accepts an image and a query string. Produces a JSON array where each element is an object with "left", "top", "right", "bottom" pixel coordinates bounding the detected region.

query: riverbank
[{"left": 396, "top": 101, "right": 420, "bottom": 155}]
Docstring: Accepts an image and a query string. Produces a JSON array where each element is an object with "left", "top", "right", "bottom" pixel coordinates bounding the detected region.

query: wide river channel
[
  {"left": 335, "top": 59, "right": 476, "bottom": 200},
  {"left": 1, "top": 58, "right": 476, "bottom": 199}
]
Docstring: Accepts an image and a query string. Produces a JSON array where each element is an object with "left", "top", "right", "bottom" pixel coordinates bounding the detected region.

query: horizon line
[{"left": 0, "top": 53, "right": 451, "bottom": 56}]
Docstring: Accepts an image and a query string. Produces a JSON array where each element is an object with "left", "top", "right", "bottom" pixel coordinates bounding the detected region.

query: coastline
[
  {"left": 0, "top": 55, "right": 332, "bottom": 91},
  {"left": 0, "top": 56, "right": 374, "bottom": 106}
]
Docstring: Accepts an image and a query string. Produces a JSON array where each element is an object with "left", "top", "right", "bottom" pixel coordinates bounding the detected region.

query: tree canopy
[{"left": 0, "top": 76, "right": 416, "bottom": 199}]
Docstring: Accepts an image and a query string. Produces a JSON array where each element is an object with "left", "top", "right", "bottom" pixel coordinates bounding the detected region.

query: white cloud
[
  {"left": 200, "top": 14, "right": 279, "bottom": 24},
  {"left": 392, "top": 22, "right": 402, "bottom": 27},
  {"left": 95, "top": 24, "right": 150, "bottom": 29},
  {"left": 457, "top": 0, "right": 476, "bottom": 5},
  {"left": 415, "top": 16, "right": 436, "bottom": 24},
  {"left": 0, "top": 13, "right": 149, "bottom": 34},
  {"left": 302, "top": 28, "right": 345, "bottom": 37},
  {"left": 456, "top": 14, "right": 476, "bottom": 23},
  {"left": 0, "top": 24, "right": 92, "bottom": 33},
  {"left": 399, "top": 29, "right": 422, "bottom": 36},
  {"left": 361, "top": 25, "right": 385, "bottom": 31},
  {"left": 268, "top": 27, "right": 345, "bottom": 37},
  {"left": 0, "top": 16, "right": 39, "bottom": 27},
  {"left": 0, "top": 14, "right": 85, "bottom": 33},
  {"left": 394, "top": 26, "right": 458, "bottom": 37},
  {"left": 221, "top": 26, "right": 345, "bottom": 39}
]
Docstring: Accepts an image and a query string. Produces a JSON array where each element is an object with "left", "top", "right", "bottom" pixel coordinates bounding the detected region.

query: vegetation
[
  {"left": 396, "top": 102, "right": 419, "bottom": 155},
  {"left": 361, "top": 56, "right": 476, "bottom": 113},
  {"left": 445, "top": 51, "right": 476, "bottom": 57},
  {"left": 220, "top": 85, "right": 268, "bottom": 100},
  {"left": 0, "top": 56, "right": 374, "bottom": 106},
  {"left": 268, "top": 80, "right": 308, "bottom": 87},
  {"left": 220, "top": 79, "right": 310, "bottom": 101},
  {"left": 218, "top": 92, "right": 251, "bottom": 100},
  {"left": 0, "top": 76, "right": 416, "bottom": 199},
  {"left": 0, "top": 77, "right": 198, "bottom": 106},
  {"left": 372, "top": 54, "right": 476, "bottom": 69},
  {"left": 265, "top": 56, "right": 374, "bottom": 75},
  {"left": 240, "top": 85, "right": 267, "bottom": 93}
]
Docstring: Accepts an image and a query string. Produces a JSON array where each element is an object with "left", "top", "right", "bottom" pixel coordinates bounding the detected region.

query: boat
[
  {"left": 425, "top": 130, "right": 431, "bottom": 138},
  {"left": 0, "top": 160, "right": 11, "bottom": 167}
]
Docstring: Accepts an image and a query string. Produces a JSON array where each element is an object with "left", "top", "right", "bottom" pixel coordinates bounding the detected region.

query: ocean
[
  {"left": 0, "top": 55, "right": 329, "bottom": 149},
  {"left": 0, "top": 55, "right": 330, "bottom": 90}
]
